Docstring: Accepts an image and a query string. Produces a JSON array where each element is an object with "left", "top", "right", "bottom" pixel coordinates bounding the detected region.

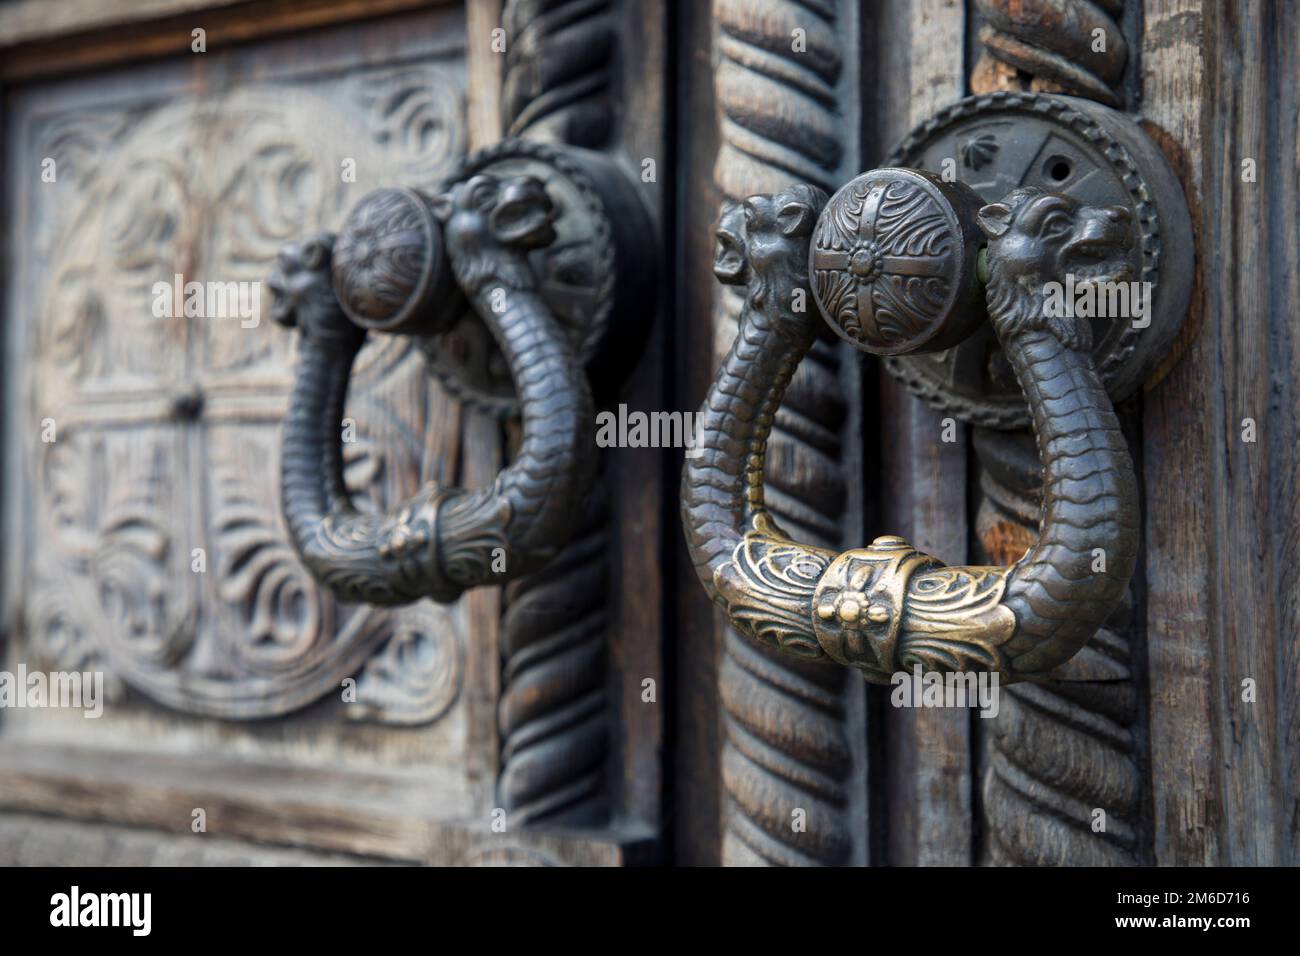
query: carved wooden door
[
  {"left": 0, "top": 1, "right": 666, "bottom": 866},
  {"left": 0, "top": 0, "right": 1294, "bottom": 871}
]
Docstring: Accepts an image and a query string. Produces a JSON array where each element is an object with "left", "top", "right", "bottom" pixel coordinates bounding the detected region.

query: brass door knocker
[
  {"left": 273, "top": 140, "right": 653, "bottom": 605},
  {"left": 682, "top": 93, "right": 1192, "bottom": 681}
]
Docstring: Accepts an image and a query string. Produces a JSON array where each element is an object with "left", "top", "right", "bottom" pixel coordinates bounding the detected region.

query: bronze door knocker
[
  {"left": 682, "top": 93, "right": 1192, "bottom": 682},
  {"left": 273, "top": 140, "right": 654, "bottom": 606}
]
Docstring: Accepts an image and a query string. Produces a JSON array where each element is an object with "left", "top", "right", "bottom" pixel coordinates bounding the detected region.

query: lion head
[
  {"left": 713, "top": 184, "right": 828, "bottom": 341},
  {"left": 269, "top": 233, "right": 364, "bottom": 350},
  {"left": 977, "top": 187, "right": 1135, "bottom": 351},
  {"left": 431, "top": 173, "right": 557, "bottom": 294}
]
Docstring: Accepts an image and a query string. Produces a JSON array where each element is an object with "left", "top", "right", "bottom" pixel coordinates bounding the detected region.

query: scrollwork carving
[
  {"left": 347, "top": 604, "right": 464, "bottom": 726},
  {"left": 717, "top": 520, "right": 833, "bottom": 661},
  {"left": 357, "top": 65, "right": 466, "bottom": 189},
  {"left": 213, "top": 465, "right": 335, "bottom": 676},
  {"left": 19, "top": 73, "right": 467, "bottom": 720}
]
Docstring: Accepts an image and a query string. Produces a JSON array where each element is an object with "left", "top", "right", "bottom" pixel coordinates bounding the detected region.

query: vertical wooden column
[
  {"left": 870, "top": 0, "right": 974, "bottom": 867},
  {"left": 492, "top": 0, "right": 618, "bottom": 830},
  {"left": 1142, "top": 0, "right": 1299, "bottom": 866},
  {"left": 485, "top": 0, "right": 668, "bottom": 834},
  {"left": 963, "top": 0, "right": 1148, "bottom": 867},
  {"left": 460, "top": 0, "right": 508, "bottom": 821},
  {"left": 685, "top": 0, "right": 867, "bottom": 866}
]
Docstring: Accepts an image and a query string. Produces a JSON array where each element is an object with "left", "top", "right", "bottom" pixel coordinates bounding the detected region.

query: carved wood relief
[{"left": 10, "top": 57, "right": 468, "bottom": 722}]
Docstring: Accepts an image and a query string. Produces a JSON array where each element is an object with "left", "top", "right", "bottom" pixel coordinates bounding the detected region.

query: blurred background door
[{"left": 0, "top": 0, "right": 667, "bottom": 866}]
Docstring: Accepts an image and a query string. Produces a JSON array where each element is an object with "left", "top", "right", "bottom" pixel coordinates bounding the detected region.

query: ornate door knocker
[
  {"left": 273, "top": 140, "right": 654, "bottom": 605},
  {"left": 682, "top": 93, "right": 1192, "bottom": 682}
]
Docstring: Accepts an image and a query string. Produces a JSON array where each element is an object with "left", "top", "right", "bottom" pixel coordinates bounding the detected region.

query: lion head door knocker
[
  {"left": 682, "top": 92, "right": 1192, "bottom": 682},
  {"left": 273, "top": 140, "right": 654, "bottom": 605}
]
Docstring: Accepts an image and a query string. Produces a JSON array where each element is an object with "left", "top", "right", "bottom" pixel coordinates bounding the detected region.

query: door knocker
[
  {"left": 682, "top": 93, "right": 1192, "bottom": 681},
  {"left": 273, "top": 139, "right": 654, "bottom": 605}
]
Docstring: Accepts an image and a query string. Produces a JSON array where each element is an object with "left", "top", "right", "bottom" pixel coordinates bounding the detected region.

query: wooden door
[
  {"left": 0, "top": 0, "right": 667, "bottom": 867},
  {"left": 672, "top": 0, "right": 1298, "bottom": 866},
  {"left": 0, "top": 0, "right": 1293, "bottom": 869}
]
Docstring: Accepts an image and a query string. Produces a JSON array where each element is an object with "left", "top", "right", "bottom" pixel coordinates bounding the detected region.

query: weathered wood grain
[
  {"left": 603, "top": 0, "right": 669, "bottom": 835},
  {"left": 466, "top": 0, "right": 506, "bottom": 150},
  {"left": 0, "top": 742, "right": 653, "bottom": 865},
  {"left": 0, "top": 812, "right": 396, "bottom": 866},
  {"left": 461, "top": 410, "right": 505, "bottom": 811},
  {"left": 871, "top": 0, "right": 973, "bottom": 867},
  {"left": 672, "top": 0, "right": 728, "bottom": 866},
  {"left": 1141, "top": 0, "right": 1300, "bottom": 866},
  {"left": 876, "top": 383, "right": 974, "bottom": 866},
  {"left": 0, "top": 0, "right": 446, "bottom": 82}
]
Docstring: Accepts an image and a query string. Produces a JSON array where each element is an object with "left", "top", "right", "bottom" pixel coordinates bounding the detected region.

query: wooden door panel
[
  {"left": 673, "top": 0, "right": 1296, "bottom": 868},
  {"left": 0, "top": 0, "right": 669, "bottom": 867},
  {"left": 0, "top": 8, "right": 494, "bottom": 859}
]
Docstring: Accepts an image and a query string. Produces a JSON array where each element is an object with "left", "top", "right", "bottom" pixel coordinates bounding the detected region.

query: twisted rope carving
[
  {"left": 497, "top": 485, "right": 609, "bottom": 825},
  {"left": 974, "top": 436, "right": 1144, "bottom": 864},
  {"left": 973, "top": 431, "right": 1145, "bottom": 865},
  {"left": 972, "top": 0, "right": 1128, "bottom": 107},
  {"left": 967, "top": 0, "right": 1146, "bottom": 866},
  {"left": 502, "top": 0, "right": 615, "bottom": 148},
  {"left": 712, "top": 0, "right": 856, "bottom": 865},
  {"left": 494, "top": 0, "right": 615, "bottom": 826},
  {"left": 713, "top": 0, "right": 844, "bottom": 197}
]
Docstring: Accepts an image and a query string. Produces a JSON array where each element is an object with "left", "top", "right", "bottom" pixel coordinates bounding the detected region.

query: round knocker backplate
[
  {"left": 883, "top": 92, "right": 1193, "bottom": 429},
  {"left": 419, "top": 140, "right": 654, "bottom": 418}
]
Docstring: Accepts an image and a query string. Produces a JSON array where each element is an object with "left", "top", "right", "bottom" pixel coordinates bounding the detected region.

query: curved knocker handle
[
  {"left": 271, "top": 173, "right": 596, "bottom": 606},
  {"left": 274, "top": 140, "right": 653, "bottom": 607},
  {"left": 682, "top": 168, "right": 1141, "bottom": 682}
]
